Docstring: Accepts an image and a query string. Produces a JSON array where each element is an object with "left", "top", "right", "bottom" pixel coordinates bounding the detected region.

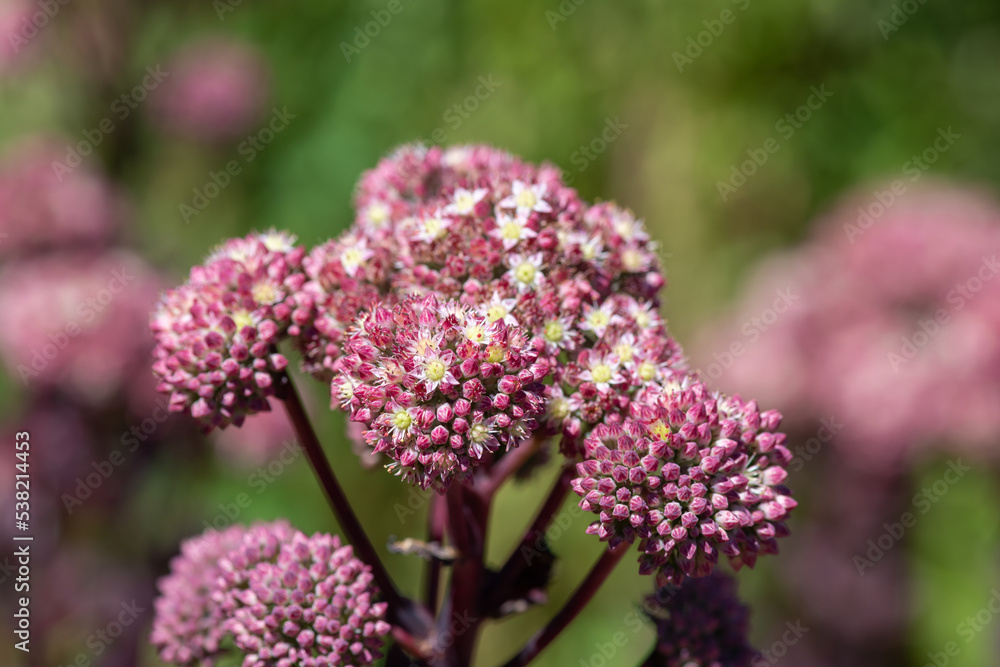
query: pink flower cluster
[
  {"left": 572, "top": 377, "right": 795, "bottom": 585},
  {"left": 152, "top": 524, "right": 248, "bottom": 665},
  {"left": 334, "top": 294, "right": 547, "bottom": 489},
  {"left": 0, "top": 1, "right": 36, "bottom": 74},
  {"left": 151, "top": 39, "right": 271, "bottom": 144},
  {"left": 0, "top": 250, "right": 162, "bottom": 404},
  {"left": 151, "top": 231, "right": 309, "bottom": 429},
  {"left": 0, "top": 139, "right": 126, "bottom": 256},
  {"left": 150, "top": 144, "right": 795, "bottom": 582},
  {"left": 294, "top": 145, "right": 689, "bottom": 475},
  {"left": 702, "top": 184, "right": 1000, "bottom": 467},
  {"left": 152, "top": 521, "right": 391, "bottom": 667}
]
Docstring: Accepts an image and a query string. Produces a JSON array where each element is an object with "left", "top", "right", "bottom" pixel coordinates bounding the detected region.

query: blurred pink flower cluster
[
  {"left": 150, "top": 38, "right": 271, "bottom": 145},
  {"left": 0, "top": 0, "right": 36, "bottom": 75},
  {"left": 700, "top": 184, "right": 1000, "bottom": 469},
  {"left": 0, "top": 139, "right": 127, "bottom": 255}
]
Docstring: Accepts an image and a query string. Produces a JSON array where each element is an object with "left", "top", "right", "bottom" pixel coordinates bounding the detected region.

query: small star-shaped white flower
[
  {"left": 445, "top": 187, "right": 488, "bottom": 216},
  {"left": 362, "top": 201, "right": 392, "bottom": 229},
  {"left": 481, "top": 292, "right": 519, "bottom": 326},
  {"left": 579, "top": 301, "right": 621, "bottom": 338},
  {"left": 490, "top": 212, "right": 537, "bottom": 250},
  {"left": 541, "top": 316, "right": 575, "bottom": 353},
  {"left": 611, "top": 332, "right": 638, "bottom": 367},
  {"left": 339, "top": 237, "right": 374, "bottom": 277},
  {"left": 500, "top": 180, "right": 552, "bottom": 215},
  {"left": 384, "top": 405, "right": 417, "bottom": 443},
  {"left": 505, "top": 253, "right": 545, "bottom": 292},
  {"left": 579, "top": 353, "right": 625, "bottom": 393},
  {"left": 414, "top": 210, "right": 451, "bottom": 244},
  {"left": 258, "top": 229, "right": 298, "bottom": 252},
  {"left": 417, "top": 350, "right": 459, "bottom": 392},
  {"left": 628, "top": 300, "right": 662, "bottom": 331},
  {"left": 462, "top": 318, "right": 493, "bottom": 345},
  {"left": 611, "top": 210, "right": 648, "bottom": 242}
]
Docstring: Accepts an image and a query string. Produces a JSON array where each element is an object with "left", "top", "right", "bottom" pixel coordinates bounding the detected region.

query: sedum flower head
[
  {"left": 700, "top": 184, "right": 1000, "bottom": 467},
  {"left": 0, "top": 137, "right": 127, "bottom": 255},
  {"left": 216, "top": 522, "right": 391, "bottom": 667},
  {"left": 293, "top": 143, "right": 687, "bottom": 470},
  {"left": 642, "top": 573, "right": 755, "bottom": 667},
  {"left": 151, "top": 524, "right": 250, "bottom": 666},
  {"left": 150, "top": 231, "right": 309, "bottom": 430},
  {"left": 152, "top": 38, "right": 270, "bottom": 145},
  {"left": 335, "top": 294, "right": 548, "bottom": 489},
  {"left": 152, "top": 521, "right": 391, "bottom": 667},
  {"left": 572, "top": 376, "right": 795, "bottom": 585},
  {"left": 0, "top": 250, "right": 162, "bottom": 404}
]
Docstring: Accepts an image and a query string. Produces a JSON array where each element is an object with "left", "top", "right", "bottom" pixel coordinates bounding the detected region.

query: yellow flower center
[
  {"left": 486, "top": 344, "right": 505, "bottom": 363},
  {"left": 393, "top": 411, "right": 413, "bottom": 430},
  {"left": 516, "top": 188, "right": 537, "bottom": 209},
  {"left": 425, "top": 360, "right": 446, "bottom": 382},
  {"left": 469, "top": 422, "right": 490, "bottom": 443},
  {"left": 486, "top": 304, "right": 508, "bottom": 322},
  {"left": 500, "top": 222, "right": 522, "bottom": 240},
  {"left": 588, "top": 311, "right": 610, "bottom": 328},
  {"left": 423, "top": 217, "right": 445, "bottom": 239},
  {"left": 614, "top": 218, "right": 635, "bottom": 240},
  {"left": 515, "top": 262, "right": 537, "bottom": 285},
  {"left": 368, "top": 203, "right": 389, "bottom": 227},
  {"left": 342, "top": 248, "right": 364, "bottom": 266},
  {"left": 232, "top": 310, "right": 254, "bottom": 332},
  {"left": 614, "top": 343, "right": 634, "bottom": 363},
  {"left": 621, "top": 249, "right": 644, "bottom": 272},
  {"left": 454, "top": 193, "right": 474, "bottom": 212},
  {"left": 465, "top": 323, "right": 487, "bottom": 343},
  {"left": 591, "top": 364, "right": 612, "bottom": 384},
  {"left": 549, "top": 398, "right": 570, "bottom": 420},
  {"left": 544, "top": 321, "right": 564, "bottom": 342},
  {"left": 252, "top": 282, "right": 279, "bottom": 305},
  {"left": 638, "top": 360, "right": 656, "bottom": 382},
  {"left": 649, "top": 420, "right": 670, "bottom": 441}
]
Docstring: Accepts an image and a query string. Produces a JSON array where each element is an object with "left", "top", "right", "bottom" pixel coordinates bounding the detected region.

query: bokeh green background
[{"left": 4, "top": 0, "right": 1000, "bottom": 665}]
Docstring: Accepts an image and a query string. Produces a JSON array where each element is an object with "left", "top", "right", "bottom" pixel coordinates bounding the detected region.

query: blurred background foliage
[{"left": 3, "top": 0, "right": 1000, "bottom": 665}]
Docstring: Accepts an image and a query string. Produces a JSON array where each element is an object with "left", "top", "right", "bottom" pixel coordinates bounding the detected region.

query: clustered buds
[
  {"left": 642, "top": 573, "right": 755, "bottom": 667},
  {"left": 151, "top": 231, "right": 309, "bottom": 429},
  {"left": 572, "top": 377, "right": 796, "bottom": 584},
  {"left": 151, "top": 521, "right": 391, "bottom": 666},
  {"left": 335, "top": 295, "right": 547, "bottom": 489},
  {"left": 289, "top": 144, "right": 688, "bottom": 464},
  {"left": 149, "top": 144, "right": 796, "bottom": 600},
  {"left": 151, "top": 524, "right": 250, "bottom": 665}
]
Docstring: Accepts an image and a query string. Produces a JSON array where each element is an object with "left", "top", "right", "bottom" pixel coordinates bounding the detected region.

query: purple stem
[
  {"left": 482, "top": 465, "right": 573, "bottom": 614},
  {"left": 441, "top": 483, "right": 490, "bottom": 666},
  {"left": 425, "top": 492, "right": 447, "bottom": 614},
  {"left": 501, "top": 544, "right": 628, "bottom": 667},
  {"left": 279, "top": 375, "right": 412, "bottom": 626}
]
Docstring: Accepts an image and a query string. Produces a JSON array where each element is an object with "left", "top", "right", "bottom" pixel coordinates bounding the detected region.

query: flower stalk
[
  {"left": 501, "top": 543, "right": 629, "bottom": 667},
  {"left": 279, "top": 373, "right": 410, "bottom": 625}
]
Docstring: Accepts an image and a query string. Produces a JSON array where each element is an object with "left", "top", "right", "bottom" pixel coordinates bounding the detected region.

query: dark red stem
[
  {"left": 500, "top": 544, "right": 628, "bottom": 667},
  {"left": 425, "top": 492, "right": 447, "bottom": 614},
  {"left": 482, "top": 465, "right": 573, "bottom": 613},
  {"left": 440, "top": 483, "right": 490, "bottom": 666},
  {"left": 279, "top": 376, "right": 412, "bottom": 626}
]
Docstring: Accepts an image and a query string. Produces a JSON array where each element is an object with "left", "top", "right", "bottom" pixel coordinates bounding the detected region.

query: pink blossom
[{"left": 151, "top": 39, "right": 270, "bottom": 144}]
